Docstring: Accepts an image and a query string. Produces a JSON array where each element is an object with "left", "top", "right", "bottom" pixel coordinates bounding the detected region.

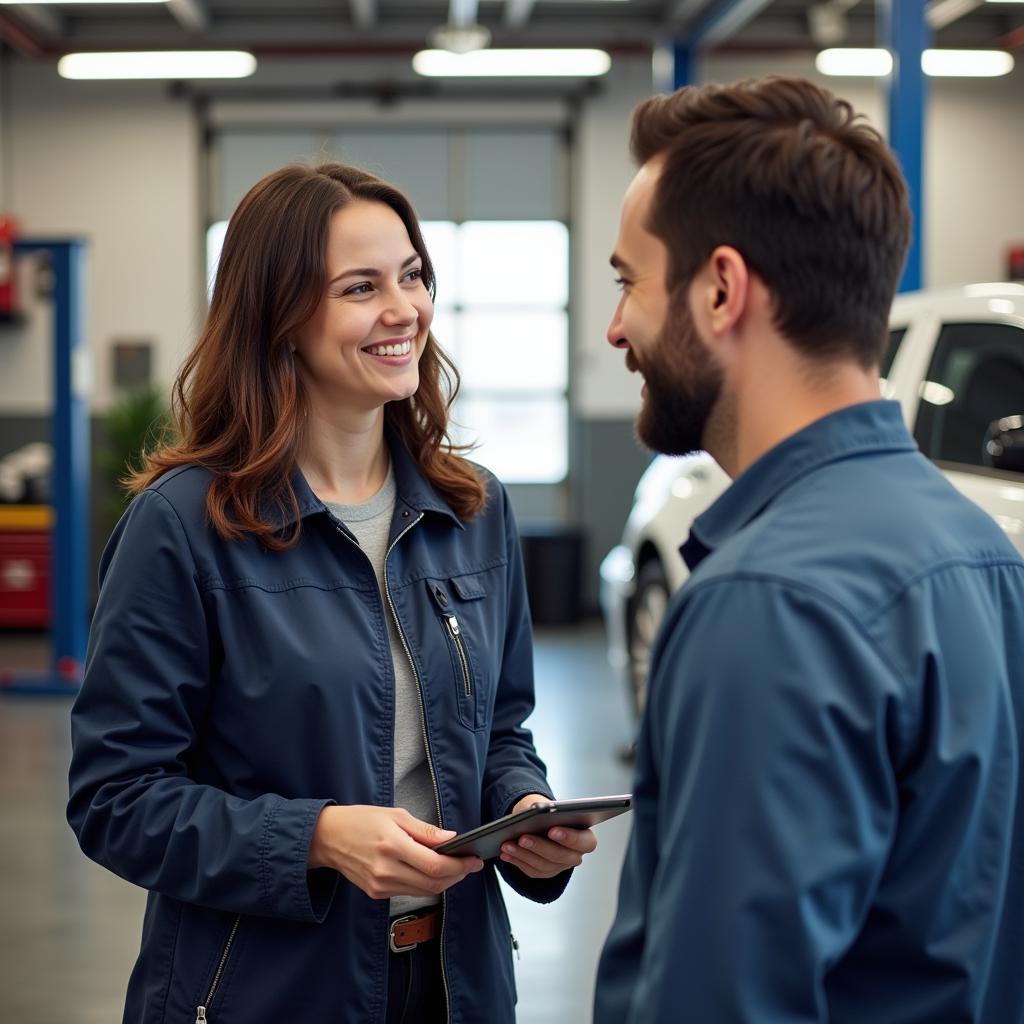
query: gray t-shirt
[{"left": 327, "top": 466, "right": 440, "bottom": 917}]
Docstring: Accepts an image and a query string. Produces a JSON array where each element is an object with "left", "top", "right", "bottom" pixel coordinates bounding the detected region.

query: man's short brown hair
[{"left": 631, "top": 76, "right": 911, "bottom": 367}]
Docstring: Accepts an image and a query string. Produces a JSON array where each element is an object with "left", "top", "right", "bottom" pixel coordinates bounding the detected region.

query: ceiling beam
[
  {"left": 449, "top": 0, "right": 480, "bottom": 28},
  {"left": 681, "top": 0, "right": 775, "bottom": 48},
  {"left": 505, "top": 0, "right": 537, "bottom": 28},
  {"left": 925, "top": 0, "right": 984, "bottom": 31},
  {"left": 0, "top": 13, "right": 43, "bottom": 58},
  {"left": 7, "top": 4, "right": 63, "bottom": 38},
  {"left": 349, "top": 0, "right": 377, "bottom": 27},
  {"left": 166, "top": 0, "right": 208, "bottom": 33},
  {"left": 668, "top": 0, "right": 715, "bottom": 23}
]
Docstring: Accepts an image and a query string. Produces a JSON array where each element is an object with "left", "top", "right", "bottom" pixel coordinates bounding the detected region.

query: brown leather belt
[{"left": 389, "top": 909, "right": 440, "bottom": 953}]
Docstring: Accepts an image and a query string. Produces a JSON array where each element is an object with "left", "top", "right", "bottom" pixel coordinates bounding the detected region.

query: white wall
[
  {"left": 0, "top": 57, "right": 200, "bottom": 414},
  {"left": 574, "top": 56, "right": 656, "bottom": 419}
]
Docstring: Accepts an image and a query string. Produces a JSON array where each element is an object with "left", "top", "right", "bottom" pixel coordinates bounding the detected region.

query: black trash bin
[{"left": 518, "top": 522, "right": 584, "bottom": 626}]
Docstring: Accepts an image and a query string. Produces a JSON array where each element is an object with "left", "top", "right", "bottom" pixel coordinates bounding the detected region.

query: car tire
[{"left": 627, "top": 557, "right": 670, "bottom": 721}]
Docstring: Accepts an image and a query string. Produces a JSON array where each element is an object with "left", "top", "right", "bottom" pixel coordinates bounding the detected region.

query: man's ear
[{"left": 702, "top": 245, "right": 749, "bottom": 337}]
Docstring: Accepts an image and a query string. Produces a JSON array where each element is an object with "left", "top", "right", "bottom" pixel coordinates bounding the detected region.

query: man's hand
[
  {"left": 308, "top": 805, "right": 484, "bottom": 900},
  {"left": 499, "top": 793, "right": 598, "bottom": 879}
]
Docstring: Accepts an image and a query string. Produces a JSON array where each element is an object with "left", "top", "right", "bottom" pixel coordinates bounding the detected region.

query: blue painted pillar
[
  {"left": 653, "top": 38, "right": 694, "bottom": 92},
  {"left": 878, "top": 0, "right": 929, "bottom": 293},
  {"left": 672, "top": 40, "right": 693, "bottom": 89},
  {"left": 8, "top": 239, "right": 90, "bottom": 693}
]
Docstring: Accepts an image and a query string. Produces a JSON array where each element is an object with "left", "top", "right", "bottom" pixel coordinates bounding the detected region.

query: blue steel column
[
  {"left": 672, "top": 40, "right": 693, "bottom": 89},
  {"left": 652, "top": 38, "right": 693, "bottom": 92},
  {"left": 878, "top": 0, "right": 929, "bottom": 293},
  {"left": 7, "top": 239, "right": 89, "bottom": 694},
  {"left": 50, "top": 240, "right": 90, "bottom": 681}
]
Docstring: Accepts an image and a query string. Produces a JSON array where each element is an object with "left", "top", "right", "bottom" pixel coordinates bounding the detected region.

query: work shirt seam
[
  {"left": 862, "top": 555, "right": 1024, "bottom": 628},
  {"left": 679, "top": 571, "right": 908, "bottom": 688}
]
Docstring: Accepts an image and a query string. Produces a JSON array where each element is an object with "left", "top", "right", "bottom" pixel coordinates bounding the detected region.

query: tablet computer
[{"left": 436, "top": 795, "right": 632, "bottom": 860}]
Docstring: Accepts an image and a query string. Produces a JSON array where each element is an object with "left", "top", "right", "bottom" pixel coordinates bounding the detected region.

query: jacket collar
[
  {"left": 681, "top": 399, "right": 917, "bottom": 571},
  {"left": 268, "top": 430, "right": 465, "bottom": 530}
]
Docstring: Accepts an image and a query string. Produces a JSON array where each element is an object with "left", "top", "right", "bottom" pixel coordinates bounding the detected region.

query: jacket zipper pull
[
  {"left": 195, "top": 1007, "right": 208, "bottom": 1024},
  {"left": 512, "top": 933, "right": 520, "bottom": 961},
  {"left": 445, "top": 614, "right": 461, "bottom": 637}
]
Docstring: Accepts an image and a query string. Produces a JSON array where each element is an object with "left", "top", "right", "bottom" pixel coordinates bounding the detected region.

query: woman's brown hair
[{"left": 129, "top": 162, "right": 486, "bottom": 548}]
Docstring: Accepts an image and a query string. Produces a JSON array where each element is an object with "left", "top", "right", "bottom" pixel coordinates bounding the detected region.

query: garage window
[{"left": 207, "top": 126, "right": 569, "bottom": 484}]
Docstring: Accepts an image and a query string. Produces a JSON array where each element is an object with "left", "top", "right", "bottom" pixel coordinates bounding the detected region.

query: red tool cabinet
[{"left": 0, "top": 505, "right": 51, "bottom": 628}]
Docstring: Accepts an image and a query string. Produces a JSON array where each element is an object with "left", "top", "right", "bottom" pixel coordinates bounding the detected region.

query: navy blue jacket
[
  {"left": 595, "top": 401, "right": 1024, "bottom": 1023},
  {"left": 68, "top": 440, "right": 567, "bottom": 1024}
]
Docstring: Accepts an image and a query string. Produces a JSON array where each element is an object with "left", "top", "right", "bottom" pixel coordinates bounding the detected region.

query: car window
[
  {"left": 880, "top": 327, "right": 906, "bottom": 382},
  {"left": 914, "top": 322, "right": 1024, "bottom": 472}
]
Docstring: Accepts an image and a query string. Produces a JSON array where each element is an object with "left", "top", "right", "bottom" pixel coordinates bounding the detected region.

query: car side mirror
[{"left": 984, "top": 415, "right": 1024, "bottom": 473}]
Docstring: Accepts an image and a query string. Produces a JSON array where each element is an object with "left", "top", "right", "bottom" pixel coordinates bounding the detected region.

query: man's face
[{"left": 607, "top": 160, "right": 724, "bottom": 456}]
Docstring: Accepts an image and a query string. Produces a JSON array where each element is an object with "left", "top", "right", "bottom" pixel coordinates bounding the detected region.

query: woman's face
[{"left": 294, "top": 200, "right": 433, "bottom": 415}]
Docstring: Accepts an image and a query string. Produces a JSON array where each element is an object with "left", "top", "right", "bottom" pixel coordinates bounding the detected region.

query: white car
[{"left": 600, "top": 283, "right": 1024, "bottom": 719}]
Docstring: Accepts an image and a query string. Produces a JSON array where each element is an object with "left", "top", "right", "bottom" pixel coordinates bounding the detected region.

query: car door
[{"left": 910, "top": 320, "right": 1024, "bottom": 555}]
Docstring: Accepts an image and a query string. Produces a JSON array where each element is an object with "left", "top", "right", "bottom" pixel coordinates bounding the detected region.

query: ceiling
[{"left": 2, "top": 1, "right": 1022, "bottom": 83}]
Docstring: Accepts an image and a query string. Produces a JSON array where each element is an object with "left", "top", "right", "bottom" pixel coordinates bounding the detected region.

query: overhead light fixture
[
  {"left": 427, "top": 24, "right": 492, "bottom": 55},
  {"left": 413, "top": 48, "right": 611, "bottom": 77},
  {"left": 922, "top": 49, "right": 1014, "bottom": 76},
  {"left": 0, "top": 0, "right": 167, "bottom": 4},
  {"left": 816, "top": 47, "right": 1013, "bottom": 77},
  {"left": 58, "top": 51, "right": 257, "bottom": 80},
  {"left": 815, "top": 48, "right": 893, "bottom": 76}
]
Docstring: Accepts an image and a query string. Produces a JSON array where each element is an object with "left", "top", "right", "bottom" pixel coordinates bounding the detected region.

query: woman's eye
[
  {"left": 614, "top": 276, "right": 629, "bottom": 292},
  {"left": 404, "top": 267, "right": 423, "bottom": 283},
  {"left": 343, "top": 282, "right": 373, "bottom": 296}
]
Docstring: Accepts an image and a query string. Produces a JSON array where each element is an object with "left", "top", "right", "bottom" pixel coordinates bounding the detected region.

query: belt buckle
[{"left": 389, "top": 914, "right": 419, "bottom": 954}]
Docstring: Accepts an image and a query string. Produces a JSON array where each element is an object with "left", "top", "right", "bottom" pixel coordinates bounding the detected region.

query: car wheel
[{"left": 627, "top": 558, "right": 670, "bottom": 721}]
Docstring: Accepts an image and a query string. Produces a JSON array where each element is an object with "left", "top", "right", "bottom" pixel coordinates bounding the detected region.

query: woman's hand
[
  {"left": 499, "top": 794, "right": 598, "bottom": 879},
  {"left": 308, "top": 805, "right": 483, "bottom": 901}
]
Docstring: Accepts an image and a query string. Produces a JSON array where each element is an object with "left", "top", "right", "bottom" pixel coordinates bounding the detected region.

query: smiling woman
[
  {"left": 67, "top": 161, "right": 597, "bottom": 1024},
  {"left": 128, "top": 163, "right": 485, "bottom": 545}
]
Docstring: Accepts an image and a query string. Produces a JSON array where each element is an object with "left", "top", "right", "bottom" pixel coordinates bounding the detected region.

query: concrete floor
[{"left": 0, "top": 623, "right": 635, "bottom": 1024}]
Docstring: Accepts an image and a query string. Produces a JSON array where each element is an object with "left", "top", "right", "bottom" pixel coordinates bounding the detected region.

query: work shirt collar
[{"left": 681, "top": 399, "right": 917, "bottom": 571}]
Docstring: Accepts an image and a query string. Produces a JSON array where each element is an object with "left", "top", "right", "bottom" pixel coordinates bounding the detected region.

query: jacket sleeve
[
  {"left": 595, "top": 578, "right": 899, "bottom": 1023},
  {"left": 67, "top": 488, "right": 338, "bottom": 923},
  {"left": 480, "top": 481, "right": 570, "bottom": 904}
]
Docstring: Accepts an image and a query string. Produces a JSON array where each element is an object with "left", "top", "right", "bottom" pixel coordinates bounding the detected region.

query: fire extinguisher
[{"left": 0, "top": 215, "right": 19, "bottom": 317}]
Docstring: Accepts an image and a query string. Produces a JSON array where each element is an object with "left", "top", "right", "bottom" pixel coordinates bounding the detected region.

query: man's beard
[{"left": 634, "top": 300, "right": 724, "bottom": 456}]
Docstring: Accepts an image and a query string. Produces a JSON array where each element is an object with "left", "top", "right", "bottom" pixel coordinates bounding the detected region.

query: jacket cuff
[
  {"left": 262, "top": 796, "right": 339, "bottom": 922},
  {"left": 498, "top": 859, "right": 573, "bottom": 904},
  {"left": 488, "top": 772, "right": 556, "bottom": 823},
  {"left": 494, "top": 775, "right": 571, "bottom": 904}
]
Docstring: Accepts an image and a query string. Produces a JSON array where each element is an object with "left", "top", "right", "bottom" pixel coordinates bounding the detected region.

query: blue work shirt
[{"left": 595, "top": 400, "right": 1024, "bottom": 1023}]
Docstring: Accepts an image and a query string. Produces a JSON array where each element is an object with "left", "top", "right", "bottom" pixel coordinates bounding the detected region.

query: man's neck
[{"left": 711, "top": 337, "right": 883, "bottom": 478}]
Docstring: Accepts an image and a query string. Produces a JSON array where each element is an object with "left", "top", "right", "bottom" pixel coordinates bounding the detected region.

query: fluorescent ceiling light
[
  {"left": 815, "top": 48, "right": 893, "bottom": 76},
  {"left": 817, "top": 47, "right": 1013, "bottom": 78},
  {"left": 922, "top": 49, "right": 1014, "bottom": 76},
  {"left": 413, "top": 48, "right": 611, "bottom": 78},
  {"left": 0, "top": 1, "right": 167, "bottom": 4},
  {"left": 58, "top": 51, "right": 257, "bottom": 80}
]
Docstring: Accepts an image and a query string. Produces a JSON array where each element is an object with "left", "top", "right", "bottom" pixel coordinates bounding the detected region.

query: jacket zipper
[
  {"left": 194, "top": 915, "right": 241, "bottom": 1024},
  {"left": 382, "top": 512, "right": 452, "bottom": 1024},
  {"left": 444, "top": 614, "right": 472, "bottom": 698},
  {"left": 494, "top": 873, "right": 519, "bottom": 960}
]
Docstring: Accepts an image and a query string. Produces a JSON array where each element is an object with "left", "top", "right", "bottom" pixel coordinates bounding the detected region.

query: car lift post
[{"left": 2, "top": 238, "right": 89, "bottom": 696}]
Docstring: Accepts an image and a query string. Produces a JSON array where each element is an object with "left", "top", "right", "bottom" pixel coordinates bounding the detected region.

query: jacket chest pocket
[{"left": 426, "top": 574, "right": 491, "bottom": 732}]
